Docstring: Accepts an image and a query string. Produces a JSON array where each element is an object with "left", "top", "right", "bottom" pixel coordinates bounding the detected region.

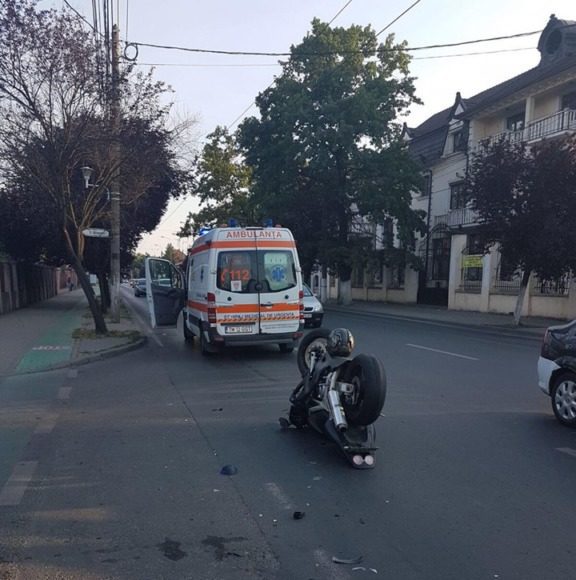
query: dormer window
[
  {"left": 546, "top": 29, "right": 562, "bottom": 54},
  {"left": 451, "top": 130, "right": 466, "bottom": 153}
]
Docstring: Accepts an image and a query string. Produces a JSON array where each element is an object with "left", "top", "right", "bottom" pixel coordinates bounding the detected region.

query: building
[{"left": 404, "top": 14, "right": 576, "bottom": 318}]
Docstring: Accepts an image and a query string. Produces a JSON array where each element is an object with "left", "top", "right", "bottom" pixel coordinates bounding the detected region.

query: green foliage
[
  {"left": 180, "top": 126, "right": 255, "bottom": 235},
  {"left": 237, "top": 19, "right": 425, "bottom": 280},
  {"left": 0, "top": 1, "right": 188, "bottom": 267},
  {"left": 466, "top": 135, "right": 576, "bottom": 280}
]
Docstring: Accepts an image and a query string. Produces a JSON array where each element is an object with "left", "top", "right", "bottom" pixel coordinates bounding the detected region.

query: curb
[
  {"left": 70, "top": 335, "right": 148, "bottom": 368},
  {"left": 6, "top": 335, "right": 147, "bottom": 377},
  {"left": 324, "top": 305, "right": 547, "bottom": 342}
]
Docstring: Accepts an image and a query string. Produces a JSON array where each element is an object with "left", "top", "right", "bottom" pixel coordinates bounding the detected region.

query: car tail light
[{"left": 207, "top": 292, "right": 217, "bottom": 324}]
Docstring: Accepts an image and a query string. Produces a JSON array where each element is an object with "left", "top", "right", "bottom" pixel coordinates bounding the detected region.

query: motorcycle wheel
[
  {"left": 297, "top": 328, "right": 331, "bottom": 376},
  {"left": 342, "top": 354, "right": 387, "bottom": 426}
]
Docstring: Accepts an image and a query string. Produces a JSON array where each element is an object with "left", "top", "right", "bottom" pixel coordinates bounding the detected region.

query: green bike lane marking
[{"left": 15, "top": 304, "right": 83, "bottom": 373}]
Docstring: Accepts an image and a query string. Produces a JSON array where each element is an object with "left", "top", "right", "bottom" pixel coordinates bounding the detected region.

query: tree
[
  {"left": 0, "top": 1, "right": 188, "bottom": 331},
  {"left": 238, "top": 19, "right": 425, "bottom": 303},
  {"left": 180, "top": 126, "right": 255, "bottom": 236},
  {"left": 465, "top": 135, "right": 576, "bottom": 325}
]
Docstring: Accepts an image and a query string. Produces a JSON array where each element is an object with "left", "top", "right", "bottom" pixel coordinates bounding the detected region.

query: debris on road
[{"left": 220, "top": 465, "right": 238, "bottom": 475}]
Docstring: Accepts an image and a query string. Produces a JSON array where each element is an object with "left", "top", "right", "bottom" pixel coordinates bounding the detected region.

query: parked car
[
  {"left": 303, "top": 283, "right": 323, "bottom": 328},
  {"left": 133, "top": 278, "right": 147, "bottom": 297},
  {"left": 538, "top": 320, "right": 576, "bottom": 426}
]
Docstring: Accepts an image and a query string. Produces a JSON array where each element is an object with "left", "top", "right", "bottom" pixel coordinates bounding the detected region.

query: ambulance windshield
[{"left": 217, "top": 250, "right": 297, "bottom": 293}]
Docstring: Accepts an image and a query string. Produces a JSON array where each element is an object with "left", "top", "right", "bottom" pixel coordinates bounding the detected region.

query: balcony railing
[
  {"left": 478, "top": 108, "right": 576, "bottom": 150},
  {"left": 433, "top": 209, "right": 479, "bottom": 228}
]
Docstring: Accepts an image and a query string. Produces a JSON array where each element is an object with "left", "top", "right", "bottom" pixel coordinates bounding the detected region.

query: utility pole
[{"left": 110, "top": 23, "right": 121, "bottom": 322}]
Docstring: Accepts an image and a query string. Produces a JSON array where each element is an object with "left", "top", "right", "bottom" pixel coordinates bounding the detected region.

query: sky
[{"left": 56, "top": 0, "right": 575, "bottom": 255}]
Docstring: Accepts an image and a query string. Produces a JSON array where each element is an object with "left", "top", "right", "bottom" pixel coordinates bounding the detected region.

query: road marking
[
  {"left": 406, "top": 343, "right": 479, "bottom": 360},
  {"left": 0, "top": 461, "right": 38, "bottom": 506},
  {"left": 58, "top": 387, "right": 72, "bottom": 400},
  {"left": 556, "top": 447, "right": 576, "bottom": 458},
  {"left": 34, "top": 413, "right": 59, "bottom": 435},
  {"left": 264, "top": 482, "right": 294, "bottom": 510}
]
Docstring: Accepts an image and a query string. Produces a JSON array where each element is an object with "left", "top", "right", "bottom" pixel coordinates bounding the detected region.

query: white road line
[
  {"left": 58, "top": 387, "right": 72, "bottom": 400},
  {"left": 556, "top": 447, "right": 576, "bottom": 458},
  {"left": 264, "top": 482, "right": 294, "bottom": 511},
  {"left": 34, "top": 413, "right": 59, "bottom": 435},
  {"left": 406, "top": 343, "right": 479, "bottom": 361},
  {"left": 0, "top": 461, "right": 38, "bottom": 506}
]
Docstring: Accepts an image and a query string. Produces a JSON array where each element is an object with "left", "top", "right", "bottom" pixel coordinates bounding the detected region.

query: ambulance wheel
[{"left": 279, "top": 343, "right": 294, "bottom": 354}]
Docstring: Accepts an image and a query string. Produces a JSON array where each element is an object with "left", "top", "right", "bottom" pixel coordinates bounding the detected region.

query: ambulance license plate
[{"left": 225, "top": 325, "right": 253, "bottom": 334}]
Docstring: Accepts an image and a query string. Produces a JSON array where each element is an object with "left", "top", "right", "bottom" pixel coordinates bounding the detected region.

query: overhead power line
[
  {"left": 328, "top": 0, "right": 353, "bottom": 25},
  {"left": 130, "top": 28, "right": 541, "bottom": 58},
  {"left": 376, "top": 0, "right": 422, "bottom": 37}
]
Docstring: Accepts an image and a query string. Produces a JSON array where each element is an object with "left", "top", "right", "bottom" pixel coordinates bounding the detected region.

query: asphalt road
[{"left": 1, "top": 289, "right": 575, "bottom": 580}]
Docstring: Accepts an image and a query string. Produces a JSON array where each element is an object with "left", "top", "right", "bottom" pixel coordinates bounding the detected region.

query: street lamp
[{"left": 81, "top": 166, "right": 94, "bottom": 190}]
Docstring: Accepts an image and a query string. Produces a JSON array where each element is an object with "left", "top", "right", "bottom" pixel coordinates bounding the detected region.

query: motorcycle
[{"left": 284, "top": 327, "right": 387, "bottom": 469}]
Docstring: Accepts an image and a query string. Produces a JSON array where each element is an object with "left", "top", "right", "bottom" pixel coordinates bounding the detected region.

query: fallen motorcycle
[{"left": 285, "top": 327, "right": 387, "bottom": 469}]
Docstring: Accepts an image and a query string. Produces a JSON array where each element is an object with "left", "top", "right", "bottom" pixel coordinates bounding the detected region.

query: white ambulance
[{"left": 145, "top": 226, "right": 304, "bottom": 354}]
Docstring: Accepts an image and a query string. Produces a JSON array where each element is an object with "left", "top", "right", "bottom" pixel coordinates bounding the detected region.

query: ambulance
[{"left": 145, "top": 225, "right": 304, "bottom": 354}]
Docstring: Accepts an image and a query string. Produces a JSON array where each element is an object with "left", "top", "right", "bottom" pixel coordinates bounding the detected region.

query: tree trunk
[
  {"left": 97, "top": 272, "right": 110, "bottom": 313},
  {"left": 513, "top": 269, "right": 532, "bottom": 326},
  {"left": 64, "top": 232, "right": 108, "bottom": 334}
]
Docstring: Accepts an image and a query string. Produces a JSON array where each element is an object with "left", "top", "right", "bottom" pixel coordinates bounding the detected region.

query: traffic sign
[{"left": 82, "top": 228, "right": 110, "bottom": 238}]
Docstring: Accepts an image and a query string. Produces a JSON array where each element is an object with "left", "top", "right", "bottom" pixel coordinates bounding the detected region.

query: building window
[
  {"left": 421, "top": 172, "right": 431, "bottom": 197},
  {"left": 451, "top": 130, "right": 466, "bottom": 153},
  {"left": 449, "top": 181, "right": 466, "bottom": 210},
  {"left": 506, "top": 112, "right": 525, "bottom": 132},
  {"left": 562, "top": 91, "right": 576, "bottom": 110}
]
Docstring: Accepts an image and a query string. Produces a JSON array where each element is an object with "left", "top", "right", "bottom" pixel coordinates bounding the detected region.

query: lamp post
[{"left": 81, "top": 165, "right": 116, "bottom": 315}]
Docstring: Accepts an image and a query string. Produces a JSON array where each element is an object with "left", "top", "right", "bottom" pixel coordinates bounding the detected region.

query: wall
[{"left": 0, "top": 259, "right": 71, "bottom": 315}]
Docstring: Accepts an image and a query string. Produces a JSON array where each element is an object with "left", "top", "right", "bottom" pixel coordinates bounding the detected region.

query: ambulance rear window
[{"left": 217, "top": 250, "right": 297, "bottom": 293}]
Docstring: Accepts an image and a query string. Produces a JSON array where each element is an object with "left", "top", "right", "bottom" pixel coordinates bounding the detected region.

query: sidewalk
[
  {"left": 325, "top": 299, "right": 567, "bottom": 340},
  {"left": 0, "top": 288, "right": 145, "bottom": 376}
]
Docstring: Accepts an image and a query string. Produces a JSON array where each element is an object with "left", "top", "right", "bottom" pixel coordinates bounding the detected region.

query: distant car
[
  {"left": 302, "top": 283, "right": 323, "bottom": 328},
  {"left": 133, "top": 278, "right": 147, "bottom": 297},
  {"left": 538, "top": 320, "right": 576, "bottom": 427}
]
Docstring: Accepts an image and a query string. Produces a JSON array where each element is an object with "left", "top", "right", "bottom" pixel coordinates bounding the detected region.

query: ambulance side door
[{"left": 145, "top": 257, "right": 186, "bottom": 328}]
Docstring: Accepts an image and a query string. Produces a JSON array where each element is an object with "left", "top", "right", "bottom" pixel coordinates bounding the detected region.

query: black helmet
[{"left": 327, "top": 328, "right": 355, "bottom": 357}]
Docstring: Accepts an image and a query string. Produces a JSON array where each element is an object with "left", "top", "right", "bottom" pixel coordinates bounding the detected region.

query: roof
[{"left": 461, "top": 54, "right": 576, "bottom": 117}]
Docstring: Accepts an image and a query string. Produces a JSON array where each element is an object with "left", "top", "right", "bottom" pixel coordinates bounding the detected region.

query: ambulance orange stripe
[{"left": 187, "top": 300, "right": 299, "bottom": 313}]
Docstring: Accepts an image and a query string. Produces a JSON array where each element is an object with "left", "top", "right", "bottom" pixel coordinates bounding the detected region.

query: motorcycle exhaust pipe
[{"left": 328, "top": 390, "right": 347, "bottom": 432}]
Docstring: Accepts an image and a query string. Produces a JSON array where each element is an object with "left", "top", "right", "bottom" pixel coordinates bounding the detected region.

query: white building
[{"left": 403, "top": 14, "right": 576, "bottom": 318}]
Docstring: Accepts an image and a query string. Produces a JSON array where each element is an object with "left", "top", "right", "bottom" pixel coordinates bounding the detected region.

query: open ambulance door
[{"left": 145, "top": 257, "right": 186, "bottom": 328}]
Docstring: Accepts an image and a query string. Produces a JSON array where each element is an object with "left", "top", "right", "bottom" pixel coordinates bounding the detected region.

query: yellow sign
[{"left": 462, "top": 255, "right": 483, "bottom": 269}]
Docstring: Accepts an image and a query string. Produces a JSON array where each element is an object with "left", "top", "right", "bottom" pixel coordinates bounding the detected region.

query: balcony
[
  {"left": 433, "top": 208, "right": 479, "bottom": 229},
  {"left": 479, "top": 108, "right": 576, "bottom": 150}
]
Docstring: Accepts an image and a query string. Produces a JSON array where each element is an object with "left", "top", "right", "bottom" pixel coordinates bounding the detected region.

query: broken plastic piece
[{"left": 332, "top": 556, "right": 363, "bottom": 565}]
